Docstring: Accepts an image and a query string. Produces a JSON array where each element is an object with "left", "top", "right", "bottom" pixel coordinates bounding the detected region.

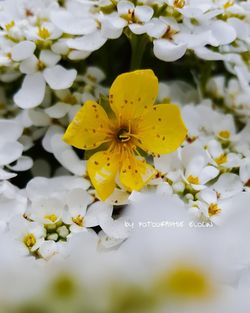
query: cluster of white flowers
[
  {"left": 0, "top": 0, "right": 250, "bottom": 102},
  {"left": 0, "top": 0, "right": 250, "bottom": 312},
  {"left": 155, "top": 86, "right": 250, "bottom": 225}
]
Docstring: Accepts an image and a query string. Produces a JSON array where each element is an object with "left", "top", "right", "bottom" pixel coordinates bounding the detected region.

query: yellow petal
[
  {"left": 87, "top": 150, "right": 120, "bottom": 200},
  {"left": 109, "top": 70, "right": 158, "bottom": 122},
  {"left": 136, "top": 103, "right": 187, "bottom": 155},
  {"left": 63, "top": 100, "right": 111, "bottom": 150},
  {"left": 120, "top": 155, "right": 156, "bottom": 192}
]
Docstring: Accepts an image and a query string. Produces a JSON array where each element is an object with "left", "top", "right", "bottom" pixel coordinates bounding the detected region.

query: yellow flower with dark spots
[{"left": 64, "top": 70, "right": 187, "bottom": 200}]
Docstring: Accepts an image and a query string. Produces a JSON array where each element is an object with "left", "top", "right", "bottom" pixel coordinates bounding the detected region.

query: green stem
[{"left": 129, "top": 33, "right": 149, "bottom": 70}]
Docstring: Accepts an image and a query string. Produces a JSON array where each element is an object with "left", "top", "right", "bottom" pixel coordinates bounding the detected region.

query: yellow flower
[{"left": 64, "top": 70, "right": 187, "bottom": 200}]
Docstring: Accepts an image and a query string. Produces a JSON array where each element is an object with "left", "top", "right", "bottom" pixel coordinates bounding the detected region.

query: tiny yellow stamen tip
[
  {"left": 45, "top": 214, "right": 58, "bottom": 223},
  {"left": 72, "top": 215, "right": 84, "bottom": 227},
  {"left": 215, "top": 154, "right": 227, "bottom": 165},
  {"left": 38, "top": 27, "right": 50, "bottom": 40},
  {"left": 5, "top": 20, "right": 15, "bottom": 31},
  {"left": 208, "top": 203, "right": 221, "bottom": 217},
  {"left": 23, "top": 233, "right": 36, "bottom": 248},
  {"left": 218, "top": 130, "right": 230, "bottom": 139},
  {"left": 223, "top": 0, "right": 234, "bottom": 9},
  {"left": 173, "top": 0, "right": 185, "bottom": 9},
  {"left": 187, "top": 175, "right": 200, "bottom": 185}
]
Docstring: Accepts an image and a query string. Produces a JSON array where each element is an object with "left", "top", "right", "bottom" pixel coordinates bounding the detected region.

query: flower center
[
  {"left": 157, "top": 265, "right": 211, "bottom": 300},
  {"left": 208, "top": 203, "right": 221, "bottom": 217},
  {"left": 23, "top": 233, "right": 36, "bottom": 248},
  {"left": 72, "top": 215, "right": 84, "bottom": 227},
  {"left": 117, "top": 128, "right": 131, "bottom": 143},
  {"left": 187, "top": 175, "right": 200, "bottom": 185},
  {"left": 215, "top": 154, "right": 227, "bottom": 165},
  {"left": 38, "top": 27, "right": 50, "bottom": 40},
  {"left": 218, "top": 130, "right": 230, "bottom": 139},
  {"left": 45, "top": 214, "right": 58, "bottom": 223},
  {"left": 174, "top": 0, "right": 185, "bottom": 9}
]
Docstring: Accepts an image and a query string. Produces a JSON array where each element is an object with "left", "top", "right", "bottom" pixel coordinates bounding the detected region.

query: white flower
[
  {"left": 29, "top": 197, "right": 64, "bottom": 225},
  {"left": 62, "top": 188, "right": 94, "bottom": 233},
  {"left": 181, "top": 143, "right": 219, "bottom": 190},
  {"left": 233, "top": 120, "right": 250, "bottom": 157},
  {"left": 14, "top": 50, "right": 77, "bottom": 108},
  {"left": 50, "top": 3, "right": 97, "bottom": 36},
  {"left": 42, "top": 127, "right": 87, "bottom": 176},
  {"left": 9, "top": 216, "right": 45, "bottom": 255},
  {"left": 182, "top": 102, "right": 236, "bottom": 141},
  {"left": 0, "top": 181, "right": 27, "bottom": 232},
  {"left": 26, "top": 176, "right": 90, "bottom": 202},
  {"left": 152, "top": 17, "right": 187, "bottom": 62},
  {"left": 0, "top": 119, "right": 32, "bottom": 179},
  {"left": 194, "top": 188, "right": 240, "bottom": 225},
  {"left": 10, "top": 40, "right": 36, "bottom": 62},
  {"left": 38, "top": 240, "right": 59, "bottom": 260},
  {"left": 211, "top": 173, "right": 243, "bottom": 199},
  {"left": 45, "top": 89, "right": 81, "bottom": 119},
  {"left": 207, "top": 139, "right": 242, "bottom": 169},
  {"left": 117, "top": 0, "right": 154, "bottom": 35},
  {"left": 158, "top": 80, "right": 199, "bottom": 105}
]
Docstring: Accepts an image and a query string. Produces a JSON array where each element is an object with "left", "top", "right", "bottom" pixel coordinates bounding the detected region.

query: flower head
[{"left": 64, "top": 70, "right": 187, "bottom": 200}]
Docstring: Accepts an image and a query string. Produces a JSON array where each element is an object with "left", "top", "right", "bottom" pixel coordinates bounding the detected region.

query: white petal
[
  {"left": 50, "top": 133, "right": 86, "bottom": 176},
  {"left": 28, "top": 109, "right": 51, "bottom": 126},
  {"left": 67, "top": 31, "right": 107, "bottom": 52},
  {"left": 98, "top": 230, "right": 125, "bottom": 249},
  {"left": 104, "top": 188, "right": 129, "bottom": 205},
  {"left": 199, "top": 166, "right": 219, "bottom": 185},
  {"left": 42, "top": 125, "right": 64, "bottom": 153},
  {"left": 0, "top": 119, "right": 23, "bottom": 145},
  {"left": 147, "top": 18, "right": 167, "bottom": 38},
  {"left": 129, "top": 23, "right": 149, "bottom": 35},
  {"left": 0, "top": 142, "right": 23, "bottom": 166},
  {"left": 207, "top": 139, "right": 223, "bottom": 159},
  {"left": 0, "top": 181, "right": 27, "bottom": 221},
  {"left": 198, "top": 188, "right": 217, "bottom": 205},
  {"left": 185, "top": 156, "right": 207, "bottom": 178},
  {"left": 0, "top": 167, "right": 17, "bottom": 180},
  {"left": 43, "top": 65, "right": 77, "bottom": 90},
  {"left": 19, "top": 55, "right": 38, "bottom": 74},
  {"left": 7, "top": 156, "right": 33, "bottom": 171},
  {"left": 228, "top": 18, "right": 249, "bottom": 40},
  {"left": 210, "top": 21, "right": 237, "bottom": 46},
  {"left": 100, "top": 16, "right": 124, "bottom": 39},
  {"left": 51, "top": 10, "right": 97, "bottom": 35},
  {"left": 38, "top": 241, "right": 58, "bottom": 259},
  {"left": 212, "top": 173, "right": 243, "bottom": 199},
  {"left": 11, "top": 41, "right": 36, "bottom": 61},
  {"left": 100, "top": 217, "right": 129, "bottom": 239},
  {"left": 240, "top": 158, "right": 250, "bottom": 184},
  {"left": 45, "top": 103, "right": 71, "bottom": 119},
  {"left": 153, "top": 39, "right": 187, "bottom": 62},
  {"left": 134, "top": 5, "right": 153, "bottom": 22},
  {"left": 39, "top": 50, "right": 60, "bottom": 67},
  {"left": 117, "top": 0, "right": 134, "bottom": 15},
  {"left": 84, "top": 202, "right": 113, "bottom": 228},
  {"left": 14, "top": 73, "right": 46, "bottom": 108},
  {"left": 195, "top": 47, "right": 225, "bottom": 61},
  {"left": 51, "top": 39, "right": 70, "bottom": 55},
  {"left": 66, "top": 188, "right": 93, "bottom": 216},
  {"left": 68, "top": 50, "right": 91, "bottom": 60}
]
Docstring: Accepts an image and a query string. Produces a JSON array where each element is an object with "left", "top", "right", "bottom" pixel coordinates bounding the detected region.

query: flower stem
[{"left": 125, "top": 29, "right": 149, "bottom": 70}]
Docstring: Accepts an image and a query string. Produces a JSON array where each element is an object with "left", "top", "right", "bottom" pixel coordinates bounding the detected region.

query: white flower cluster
[
  {"left": 0, "top": 0, "right": 250, "bottom": 107},
  {"left": 155, "top": 88, "right": 250, "bottom": 225},
  {"left": 0, "top": 0, "right": 250, "bottom": 312}
]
